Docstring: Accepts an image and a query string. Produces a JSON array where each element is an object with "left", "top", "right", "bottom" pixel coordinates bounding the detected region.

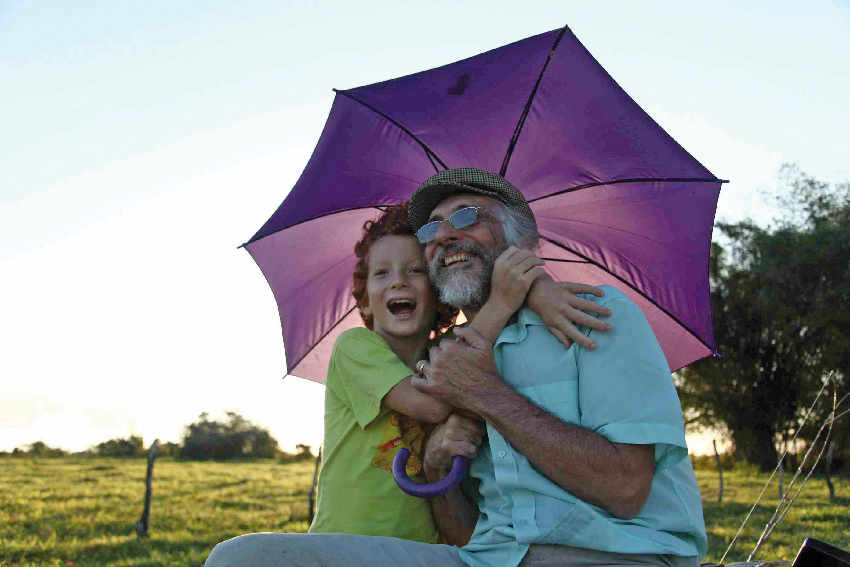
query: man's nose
[{"left": 433, "top": 218, "right": 463, "bottom": 245}]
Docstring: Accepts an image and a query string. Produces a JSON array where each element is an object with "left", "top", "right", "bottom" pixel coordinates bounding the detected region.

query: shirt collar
[{"left": 493, "top": 308, "right": 545, "bottom": 348}]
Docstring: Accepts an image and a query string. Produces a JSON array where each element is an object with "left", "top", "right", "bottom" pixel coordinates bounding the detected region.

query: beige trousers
[
  {"left": 204, "top": 533, "right": 700, "bottom": 567},
  {"left": 519, "top": 544, "right": 700, "bottom": 566}
]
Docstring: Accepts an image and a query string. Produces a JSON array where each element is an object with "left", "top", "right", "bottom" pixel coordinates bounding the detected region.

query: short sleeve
[
  {"left": 576, "top": 291, "right": 688, "bottom": 472},
  {"left": 325, "top": 328, "right": 414, "bottom": 429}
]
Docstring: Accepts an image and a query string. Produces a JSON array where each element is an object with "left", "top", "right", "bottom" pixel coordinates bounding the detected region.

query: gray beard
[{"left": 429, "top": 242, "right": 503, "bottom": 310}]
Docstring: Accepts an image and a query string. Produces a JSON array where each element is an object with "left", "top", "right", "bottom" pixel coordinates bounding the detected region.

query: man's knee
[{"left": 205, "top": 533, "right": 266, "bottom": 567}]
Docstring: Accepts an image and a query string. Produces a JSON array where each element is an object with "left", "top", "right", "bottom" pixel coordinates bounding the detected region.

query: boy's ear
[{"left": 360, "top": 299, "right": 372, "bottom": 317}]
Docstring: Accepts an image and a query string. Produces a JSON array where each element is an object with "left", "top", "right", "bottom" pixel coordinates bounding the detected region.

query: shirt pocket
[{"left": 520, "top": 381, "right": 580, "bottom": 425}]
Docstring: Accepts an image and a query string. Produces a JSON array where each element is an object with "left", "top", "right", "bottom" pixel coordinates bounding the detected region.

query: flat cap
[{"left": 407, "top": 168, "right": 535, "bottom": 231}]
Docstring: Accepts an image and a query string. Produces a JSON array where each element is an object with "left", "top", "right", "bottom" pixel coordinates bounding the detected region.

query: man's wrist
[{"left": 468, "top": 373, "right": 513, "bottom": 420}]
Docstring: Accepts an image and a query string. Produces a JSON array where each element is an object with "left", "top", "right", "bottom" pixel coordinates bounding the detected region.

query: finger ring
[{"left": 416, "top": 360, "right": 428, "bottom": 375}]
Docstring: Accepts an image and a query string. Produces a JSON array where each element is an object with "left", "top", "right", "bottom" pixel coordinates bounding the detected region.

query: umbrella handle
[{"left": 392, "top": 447, "right": 467, "bottom": 498}]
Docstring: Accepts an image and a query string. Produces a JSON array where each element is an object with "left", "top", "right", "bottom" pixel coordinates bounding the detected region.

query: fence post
[
  {"left": 135, "top": 439, "right": 159, "bottom": 538},
  {"left": 825, "top": 441, "right": 836, "bottom": 500},
  {"left": 713, "top": 440, "right": 723, "bottom": 504},
  {"left": 308, "top": 445, "right": 322, "bottom": 525}
]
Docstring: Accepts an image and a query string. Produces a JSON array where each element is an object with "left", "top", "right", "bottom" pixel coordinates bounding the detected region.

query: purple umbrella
[{"left": 243, "top": 26, "right": 724, "bottom": 494}]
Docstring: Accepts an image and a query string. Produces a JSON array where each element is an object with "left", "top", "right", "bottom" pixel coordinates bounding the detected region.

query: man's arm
[
  {"left": 473, "top": 374, "right": 654, "bottom": 518},
  {"left": 412, "top": 326, "right": 655, "bottom": 519}
]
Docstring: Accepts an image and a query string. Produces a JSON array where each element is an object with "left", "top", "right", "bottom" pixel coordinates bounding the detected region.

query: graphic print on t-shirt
[{"left": 371, "top": 411, "right": 426, "bottom": 475}]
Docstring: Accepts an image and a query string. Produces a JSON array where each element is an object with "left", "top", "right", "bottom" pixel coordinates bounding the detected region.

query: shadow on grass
[
  {"left": 81, "top": 536, "right": 222, "bottom": 567},
  {"left": 7, "top": 534, "right": 224, "bottom": 567},
  {"left": 209, "top": 479, "right": 249, "bottom": 490}
]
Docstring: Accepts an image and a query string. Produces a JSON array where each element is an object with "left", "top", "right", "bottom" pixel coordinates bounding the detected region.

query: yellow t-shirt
[{"left": 308, "top": 328, "right": 439, "bottom": 543}]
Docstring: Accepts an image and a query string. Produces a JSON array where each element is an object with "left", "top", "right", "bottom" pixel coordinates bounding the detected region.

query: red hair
[{"left": 353, "top": 202, "right": 457, "bottom": 332}]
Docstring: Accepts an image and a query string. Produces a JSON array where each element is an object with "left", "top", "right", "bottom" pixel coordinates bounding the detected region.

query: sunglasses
[{"left": 415, "top": 206, "right": 490, "bottom": 244}]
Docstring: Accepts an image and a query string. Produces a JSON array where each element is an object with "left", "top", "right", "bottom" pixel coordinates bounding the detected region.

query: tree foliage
[
  {"left": 180, "top": 411, "right": 280, "bottom": 460},
  {"left": 93, "top": 435, "right": 144, "bottom": 457},
  {"left": 678, "top": 165, "right": 849, "bottom": 470},
  {"left": 10, "top": 441, "right": 69, "bottom": 457}
]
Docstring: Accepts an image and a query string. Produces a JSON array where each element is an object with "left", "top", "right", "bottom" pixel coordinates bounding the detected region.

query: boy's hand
[
  {"left": 489, "top": 246, "right": 546, "bottom": 314},
  {"left": 527, "top": 279, "right": 613, "bottom": 349}
]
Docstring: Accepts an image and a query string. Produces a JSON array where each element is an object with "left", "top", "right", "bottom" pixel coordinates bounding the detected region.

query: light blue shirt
[{"left": 458, "top": 286, "right": 707, "bottom": 567}]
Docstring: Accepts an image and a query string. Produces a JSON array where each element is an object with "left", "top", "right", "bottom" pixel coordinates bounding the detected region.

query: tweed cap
[{"left": 407, "top": 168, "right": 536, "bottom": 231}]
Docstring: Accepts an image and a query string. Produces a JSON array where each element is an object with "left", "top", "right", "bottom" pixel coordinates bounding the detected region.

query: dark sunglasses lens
[
  {"left": 416, "top": 222, "right": 440, "bottom": 243},
  {"left": 449, "top": 207, "right": 479, "bottom": 229}
]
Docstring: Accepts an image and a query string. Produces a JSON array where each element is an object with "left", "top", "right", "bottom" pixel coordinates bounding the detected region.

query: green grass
[
  {"left": 698, "top": 464, "right": 849, "bottom": 563},
  {"left": 0, "top": 458, "right": 315, "bottom": 567},
  {"left": 0, "top": 457, "right": 847, "bottom": 566}
]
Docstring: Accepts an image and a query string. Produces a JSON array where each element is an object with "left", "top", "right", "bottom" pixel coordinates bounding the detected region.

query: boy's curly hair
[{"left": 353, "top": 202, "right": 457, "bottom": 332}]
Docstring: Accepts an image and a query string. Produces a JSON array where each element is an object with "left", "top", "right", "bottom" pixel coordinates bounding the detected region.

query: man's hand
[
  {"left": 423, "top": 413, "right": 485, "bottom": 482},
  {"left": 411, "top": 326, "right": 502, "bottom": 413},
  {"left": 526, "top": 279, "right": 612, "bottom": 349}
]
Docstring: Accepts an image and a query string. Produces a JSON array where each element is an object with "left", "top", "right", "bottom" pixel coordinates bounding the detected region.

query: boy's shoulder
[{"left": 333, "top": 327, "right": 388, "bottom": 353}]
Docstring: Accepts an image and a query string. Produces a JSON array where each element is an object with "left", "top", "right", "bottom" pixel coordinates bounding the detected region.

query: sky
[{"left": 2, "top": 0, "right": 849, "bottom": 456}]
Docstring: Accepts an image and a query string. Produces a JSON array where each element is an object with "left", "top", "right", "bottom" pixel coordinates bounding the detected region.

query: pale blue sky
[{"left": 2, "top": 0, "right": 849, "bottom": 453}]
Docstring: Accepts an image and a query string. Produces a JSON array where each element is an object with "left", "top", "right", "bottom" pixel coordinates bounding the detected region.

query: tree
[
  {"left": 180, "top": 411, "right": 280, "bottom": 460},
  {"left": 93, "top": 435, "right": 144, "bottom": 457},
  {"left": 20, "top": 441, "right": 68, "bottom": 457},
  {"left": 677, "top": 165, "right": 849, "bottom": 470}
]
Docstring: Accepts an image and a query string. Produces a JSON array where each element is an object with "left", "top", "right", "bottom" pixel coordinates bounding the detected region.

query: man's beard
[{"left": 428, "top": 242, "right": 504, "bottom": 310}]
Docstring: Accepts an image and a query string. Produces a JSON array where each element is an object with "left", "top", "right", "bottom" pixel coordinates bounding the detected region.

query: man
[
  {"left": 407, "top": 167, "right": 706, "bottom": 567},
  {"left": 204, "top": 168, "right": 706, "bottom": 567}
]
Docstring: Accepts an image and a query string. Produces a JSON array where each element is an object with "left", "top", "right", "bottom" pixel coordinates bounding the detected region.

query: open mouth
[
  {"left": 387, "top": 299, "right": 417, "bottom": 316},
  {"left": 443, "top": 252, "right": 476, "bottom": 267}
]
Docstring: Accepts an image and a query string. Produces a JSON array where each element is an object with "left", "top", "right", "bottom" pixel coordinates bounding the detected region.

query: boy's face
[{"left": 362, "top": 234, "right": 437, "bottom": 342}]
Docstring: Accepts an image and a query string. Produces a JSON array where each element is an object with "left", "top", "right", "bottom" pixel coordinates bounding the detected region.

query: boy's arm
[
  {"left": 386, "top": 248, "right": 554, "bottom": 422},
  {"left": 466, "top": 247, "right": 546, "bottom": 344},
  {"left": 526, "top": 275, "right": 613, "bottom": 349},
  {"left": 386, "top": 248, "right": 543, "bottom": 421},
  {"left": 383, "top": 377, "right": 451, "bottom": 423}
]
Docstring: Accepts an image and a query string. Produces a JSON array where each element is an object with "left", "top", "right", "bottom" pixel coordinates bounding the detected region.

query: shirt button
[
  {"left": 498, "top": 451, "right": 506, "bottom": 458},
  {"left": 518, "top": 519, "right": 528, "bottom": 526}
]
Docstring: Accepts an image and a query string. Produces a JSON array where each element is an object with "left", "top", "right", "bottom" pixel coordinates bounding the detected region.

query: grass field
[{"left": 1, "top": 457, "right": 847, "bottom": 566}]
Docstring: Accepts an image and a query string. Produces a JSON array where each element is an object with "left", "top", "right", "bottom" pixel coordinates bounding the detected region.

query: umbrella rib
[
  {"left": 333, "top": 88, "right": 448, "bottom": 173},
  {"left": 500, "top": 25, "right": 569, "bottom": 177},
  {"left": 527, "top": 177, "right": 728, "bottom": 204},
  {"left": 539, "top": 234, "right": 716, "bottom": 356},
  {"left": 287, "top": 305, "right": 358, "bottom": 380},
  {"left": 241, "top": 205, "right": 391, "bottom": 248}
]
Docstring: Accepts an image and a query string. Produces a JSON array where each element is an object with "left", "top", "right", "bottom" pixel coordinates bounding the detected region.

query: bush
[
  {"left": 155, "top": 441, "right": 181, "bottom": 457},
  {"left": 279, "top": 444, "right": 316, "bottom": 464},
  {"left": 14, "top": 441, "right": 69, "bottom": 458},
  {"left": 92, "top": 435, "right": 144, "bottom": 457},
  {"left": 180, "top": 412, "right": 280, "bottom": 460},
  {"left": 691, "top": 451, "right": 737, "bottom": 471}
]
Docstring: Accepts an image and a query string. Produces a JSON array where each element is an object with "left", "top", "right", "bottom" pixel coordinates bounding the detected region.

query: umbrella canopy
[{"left": 245, "top": 26, "right": 724, "bottom": 382}]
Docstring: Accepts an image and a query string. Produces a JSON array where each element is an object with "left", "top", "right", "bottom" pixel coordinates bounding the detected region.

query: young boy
[{"left": 309, "top": 203, "right": 602, "bottom": 542}]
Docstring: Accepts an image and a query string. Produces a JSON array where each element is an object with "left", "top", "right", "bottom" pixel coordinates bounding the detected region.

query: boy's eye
[
  {"left": 410, "top": 267, "right": 424, "bottom": 274},
  {"left": 373, "top": 269, "right": 388, "bottom": 277}
]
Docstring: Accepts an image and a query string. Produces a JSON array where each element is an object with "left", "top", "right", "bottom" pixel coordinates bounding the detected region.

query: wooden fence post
[
  {"left": 713, "top": 440, "right": 723, "bottom": 504},
  {"left": 135, "top": 439, "right": 159, "bottom": 538},
  {"left": 825, "top": 441, "right": 836, "bottom": 500},
  {"left": 308, "top": 446, "right": 322, "bottom": 525}
]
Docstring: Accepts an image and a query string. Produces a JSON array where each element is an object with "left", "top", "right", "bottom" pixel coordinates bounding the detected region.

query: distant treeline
[{"left": 0, "top": 411, "right": 315, "bottom": 462}]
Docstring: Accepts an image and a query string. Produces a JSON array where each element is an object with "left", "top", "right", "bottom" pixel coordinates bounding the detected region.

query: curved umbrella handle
[{"left": 392, "top": 447, "right": 467, "bottom": 498}]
